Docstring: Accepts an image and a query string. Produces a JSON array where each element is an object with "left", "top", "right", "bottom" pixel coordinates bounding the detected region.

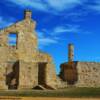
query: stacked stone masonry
[
  {"left": 0, "top": 10, "right": 100, "bottom": 90},
  {"left": 0, "top": 10, "right": 57, "bottom": 90},
  {"left": 59, "top": 62, "right": 100, "bottom": 87}
]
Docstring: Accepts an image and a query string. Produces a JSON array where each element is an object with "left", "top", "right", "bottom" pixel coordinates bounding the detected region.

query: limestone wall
[
  {"left": 18, "top": 61, "right": 38, "bottom": 89},
  {"left": 0, "top": 17, "right": 37, "bottom": 61},
  {"left": 56, "top": 76, "right": 68, "bottom": 89},
  {"left": 0, "top": 47, "right": 8, "bottom": 62},
  {"left": 59, "top": 61, "right": 100, "bottom": 88},
  {"left": 0, "top": 62, "right": 8, "bottom": 89},
  {"left": 0, "top": 10, "right": 58, "bottom": 90},
  {"left": 46, "top": 63, "right": 58, "bottom": 88},
  {"left": 75, "top": 62, "right": 100, "bottom": 87}
]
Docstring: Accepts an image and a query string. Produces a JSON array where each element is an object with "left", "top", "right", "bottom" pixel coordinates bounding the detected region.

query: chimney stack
[
  {"left": 68, "top": 43, "right": 74, "bottom": 63},
  {"left": 24, "top": 10, "right": 32, "bottom": 19}
]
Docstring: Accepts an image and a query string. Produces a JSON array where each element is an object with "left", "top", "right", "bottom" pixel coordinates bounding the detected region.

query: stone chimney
[
  {"left": 24, "top": 10, "right": 32, "bottom": 19},
  {"left": 68, "top": 43, "right": 74, "bottom": 63}
]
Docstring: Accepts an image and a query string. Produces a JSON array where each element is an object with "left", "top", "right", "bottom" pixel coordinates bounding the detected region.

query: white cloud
[
  {"left": 52, "top": 24, "right": 80, "bottom": 35},
  {"left": 46, "top": 0, "right": 83, "bottom": 11},
  {"left": 39, "top": 38, "right": 58, "bottom": 45},
  {"left": 7, "top": 0, "right": 48, "bottom": 12},
  {"left": 64, "top": 10, "right": 89, "bottom": 22},
  {"left": 37, "top": 23, "right": 91, "bottom": 48},
  {"left": 38, "top": 37, "right": 58, "bottom": 49},
  {"left": 8, "top": 0, "right": 48, "bottom": 12},
  {"left": 37, "top": 30, "right": 59, "bottom": 48},
  {"left": 7, "top": 0, "right": 86, "bottom": 13},
  {"left": 87, "top": 1, "right": 100, "bottom": 13},
  {"left": 37, "top": 24, "right": 80, "bottom": 48},
  {"left": 89, "top": 5, "right": 100, "bottom": 12},
  {"left": 52, "top": 24, "right": 92, "bottom": 35}
]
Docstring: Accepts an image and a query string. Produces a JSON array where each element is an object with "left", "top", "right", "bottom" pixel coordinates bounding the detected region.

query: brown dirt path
[
  {"left": 0, "top": 97, "right": 100, "bottom": 100},
  {"left": 22, "top": 97, "right": 100, "bottom": 100}
]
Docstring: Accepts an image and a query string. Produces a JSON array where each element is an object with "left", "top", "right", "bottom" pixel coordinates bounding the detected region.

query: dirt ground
[
  {"left": 23, "top": 98, "right": 100, "bottom": 100},
  {"left": 0, "top": 97, "right": 99, "bottom": 100}
]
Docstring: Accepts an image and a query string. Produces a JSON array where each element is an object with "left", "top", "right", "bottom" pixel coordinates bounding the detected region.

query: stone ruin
[
  {"left": 0, "top": 10, "right": 57, "bottom": 90},
  {"left": 0, "top": 10, "right": 100, "bottom": 90},
  {"left": 59, "top": 44, "right": 100, "bottom": 88}
]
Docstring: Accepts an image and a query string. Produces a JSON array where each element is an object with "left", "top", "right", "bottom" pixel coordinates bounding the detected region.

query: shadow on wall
[
  {"left": 6, "top": 61, "right": 19, "bottom": 89},
  {"left": 59, "top": 61, "right": 78, "bottom": 85},
  {"left": 33, "top": 62, "right": 55, "bottom": 90}
]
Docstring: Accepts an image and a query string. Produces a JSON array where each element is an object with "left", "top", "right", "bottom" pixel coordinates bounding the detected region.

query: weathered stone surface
[
  {"left": 0, "top": 10, "right": 57, "bottom": 90},
  {"left": 0, "top": 10, "right": 100, "bottom": 90},
  {"left": 58, "top": 43, "right": 100, "bottom": 88},
  {"left": 59, "top": 61, "right": 100, "bottom": 88},
  {"left": 75, "top": 62, "right": 100, "bottom": 87},
  {"left": 0, "top": 63, "right": 8, "bottom": 89}
]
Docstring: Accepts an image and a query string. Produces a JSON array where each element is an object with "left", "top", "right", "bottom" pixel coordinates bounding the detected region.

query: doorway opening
[
  {"left": 38, "top": 62, "right": 47, "bottom": 85},
  {"left": 6, "top": 61, "right": 19, "bottom": 90}
]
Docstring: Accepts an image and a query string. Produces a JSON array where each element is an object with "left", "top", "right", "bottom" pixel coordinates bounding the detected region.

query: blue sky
[{"left": 0, "top": 0, "right": 100, "bottom": 74}]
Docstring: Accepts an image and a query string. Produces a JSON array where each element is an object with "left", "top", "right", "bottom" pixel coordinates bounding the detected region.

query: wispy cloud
[
  {"left": 37, "top": 30, "right": 59, "bottom": 48},
  {"left": 37, "top": 23, "right": 91, "bottom": 48},
  {"left": 6, "top": 0, "right": 94, "bottom": 23},
  {"left": 46, "top": 0, "right": 84, "bottom": 11},
  {"left": 39, "top": 37, "right": 58, "bottom": 45},
  {"left": 53, "top": 24, "right": 79, "bottom": 34},
  {"left": 87, "top": 1, "right": 100, "bottom": 13},
  {"left": 7, "top": 0, "right": 86, "bottom": 13},
  {"left": 7, "top": 0, "right": 48, "bottom": 12},
  {"left": 64, "top": 9, "right": 89, "bottom": 22}
]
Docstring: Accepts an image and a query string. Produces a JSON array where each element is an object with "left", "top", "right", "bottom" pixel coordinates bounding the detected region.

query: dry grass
[{"left": 0, "top": 88, "right": 100, "bottom": 98}]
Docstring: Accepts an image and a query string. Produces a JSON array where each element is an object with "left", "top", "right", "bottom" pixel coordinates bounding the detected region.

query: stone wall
[
  {"left": 18, "top": 61, "right": 38, "bottom": 89},
  {"left": 0, "top": 10, "right": 57, "bottom": 90},
  {"left": 0, "top": 10, "right": 100, "bottom": 90},
  {"left": 46, "top": 63, "right": 57, "bottom": 88},
  {"left": 0, "top": 62, "right": 8, "bottom": 89},
  {"left": 59, "top": 61, "right": 100, "bottom": 88},
  {"left": 75, "top": 62, "right": 100, "bottom": 87}
]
